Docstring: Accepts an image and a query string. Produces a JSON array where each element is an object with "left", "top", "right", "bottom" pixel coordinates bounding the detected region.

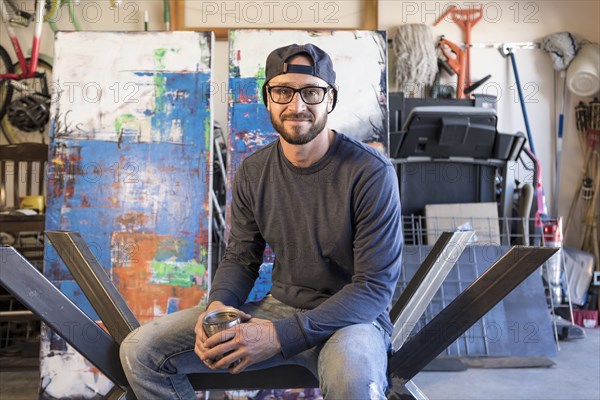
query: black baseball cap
[{"left": 262, "top": 43, "right": 338, "bottom": 110}]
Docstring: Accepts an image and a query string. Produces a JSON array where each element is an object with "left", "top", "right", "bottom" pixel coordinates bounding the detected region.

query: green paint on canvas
[
  {"left": 151, "top": 259, "right": 206, "bottom": 288},
  {"left": 115, "top": 114, "right": 137, "bottom": 136},
  {"left": 154, "top": 48, "right": 167, "bottom": 112},
  {"left": 154, "top": 48, "right": 167, "bottom": 69},
  {"left": 255, "top": 66, "right": 265, "bottom": 95},
  {"left": 204, "top": 115, "right": 211, "bottom": 148}
]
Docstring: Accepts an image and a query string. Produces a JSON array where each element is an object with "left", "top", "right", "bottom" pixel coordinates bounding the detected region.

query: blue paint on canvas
[
  {"left": 149, "top": 72, "right": 212, "bottom": 146},
  {"left": 246, "top": 263, "right": 274, "bottom": 302}
]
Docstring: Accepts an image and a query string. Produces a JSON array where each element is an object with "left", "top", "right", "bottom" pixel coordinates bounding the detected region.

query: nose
[{"left": 287, "top": 91, "right": 307, "bottom": 111}]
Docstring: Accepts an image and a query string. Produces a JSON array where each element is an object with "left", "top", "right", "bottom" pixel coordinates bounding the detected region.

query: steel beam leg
[
  {"left": 390, "top": 230, "right": 474, "bottom": 351},
  {"left": 0, "top": 246, "right": 129, "bottom": 391},
  {"left": 45, "top": 231, "right": 140, "bottom": 344},
  {"left": 388, "top": 246, "right": 558, "bottom": 382}
]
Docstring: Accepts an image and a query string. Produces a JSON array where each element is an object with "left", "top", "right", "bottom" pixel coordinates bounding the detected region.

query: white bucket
[{"left": 567, "top": 43, "right": 600, "bottom": 97}]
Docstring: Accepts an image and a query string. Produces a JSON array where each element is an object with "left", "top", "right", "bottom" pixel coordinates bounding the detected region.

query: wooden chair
[
  {"left": 0, "top": 143, "right": 47, "bottom": 348},
  {"left": 0, "top": 143, "right": 48, "bottom": 208},
  {"left": 0, "top": 143, "right": 48, "bottom": 264},
  {"left": 0, "top": 231, "right": 557, "bottom": 399}
]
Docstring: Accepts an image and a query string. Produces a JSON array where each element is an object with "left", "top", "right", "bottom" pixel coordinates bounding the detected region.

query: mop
[
  {"left": 541, "top": 32, "right": 578, "bottom": 217},
  {"left": 393, "top": 24, "right": 438, "bottom": 97},
  {"left": 540, "top": 33, "right": 576, "bottom": 316}
]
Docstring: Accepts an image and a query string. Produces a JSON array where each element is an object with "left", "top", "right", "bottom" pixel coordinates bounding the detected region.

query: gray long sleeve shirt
[{"left": 208, "top": 132, "right": 402, "bottom": 358}]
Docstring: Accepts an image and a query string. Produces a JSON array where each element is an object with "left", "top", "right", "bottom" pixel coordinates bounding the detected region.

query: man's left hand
[{"left": 203, "top": 317, "right": 281, "bottom": 374}]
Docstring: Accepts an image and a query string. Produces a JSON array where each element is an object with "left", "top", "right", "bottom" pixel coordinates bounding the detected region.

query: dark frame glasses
[{"left": 266, "top": 85, "right": 329, "bottom": 105}]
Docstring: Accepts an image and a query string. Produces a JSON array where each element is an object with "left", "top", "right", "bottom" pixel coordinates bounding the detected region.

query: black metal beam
[
  {"left": 46, "top": 231, "right": 140, "bottom": 344},
  {"left": 0, "top": 246, "right": 129, "bottom": 389},
  {"left": 188, "top": 365, "right": 319, "bottom": 390},
  {"left": 388, "top": 245, "right": 558, "bottom": 381}
]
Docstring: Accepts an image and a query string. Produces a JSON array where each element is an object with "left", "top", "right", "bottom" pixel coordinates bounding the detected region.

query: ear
[
  {"left": 326, "top": 89, "right": 335, "bottom": 113},
  {"left": 261, "top": 85, "right": 270, "bottom": 110}
]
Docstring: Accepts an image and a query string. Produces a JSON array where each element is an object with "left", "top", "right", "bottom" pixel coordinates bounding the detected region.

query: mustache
[{"left": 282, "top": 113, "right": 313, "bottom": 121}]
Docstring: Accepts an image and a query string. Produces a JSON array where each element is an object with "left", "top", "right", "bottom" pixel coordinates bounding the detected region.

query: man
[{"left": 120, "top": 43, "right": 402, "bottom": 399}]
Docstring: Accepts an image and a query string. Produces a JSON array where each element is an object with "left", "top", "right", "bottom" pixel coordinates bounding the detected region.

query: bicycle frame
[
  {"left": 0, "top": 0, "right": 46, "bottom": 80},
  {"left": 46, "top": 0, "right": 81, "bottom": 32}
]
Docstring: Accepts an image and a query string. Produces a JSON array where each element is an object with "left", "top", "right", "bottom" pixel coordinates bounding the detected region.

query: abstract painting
[
  {"left": 228, "top": 29, "right": 388, "bottom": 398},
  {"left": 43, "top": 31, "right": 213, "bottom": 398}
]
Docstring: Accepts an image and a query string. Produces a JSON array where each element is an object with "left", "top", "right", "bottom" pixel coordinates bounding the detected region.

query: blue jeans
[{"left": 120, "top": 295, "right": 390, "bottom": 399}]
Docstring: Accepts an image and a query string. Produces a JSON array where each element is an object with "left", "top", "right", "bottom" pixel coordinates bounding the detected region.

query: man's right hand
[{"left": 194, "top": 301, "right": 251, "bottom": 368}]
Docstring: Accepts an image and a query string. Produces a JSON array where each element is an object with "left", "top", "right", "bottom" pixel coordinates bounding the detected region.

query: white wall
[{"left": 2, "top": 0, "right": 599, "bottom": 246}]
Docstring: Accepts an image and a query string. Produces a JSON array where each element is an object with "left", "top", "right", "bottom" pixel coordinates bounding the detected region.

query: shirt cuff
[
  {"left": 207, "top": 289, "right": 243, "bottom": 309},
  {"left": 273, "top": 314, "right": 309, "bottom": 359}
]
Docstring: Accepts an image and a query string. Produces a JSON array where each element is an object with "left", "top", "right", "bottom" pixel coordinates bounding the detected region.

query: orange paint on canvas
[{"left": 111, "top": 232, "right": 207, "bottom": 325}]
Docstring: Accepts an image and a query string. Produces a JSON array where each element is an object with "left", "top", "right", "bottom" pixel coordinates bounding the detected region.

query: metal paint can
[{"left": 202, "top": 307, "right": 240, "bottom": 337}]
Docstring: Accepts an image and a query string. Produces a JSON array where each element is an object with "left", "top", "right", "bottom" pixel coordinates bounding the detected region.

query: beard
[{"left": 271, "top": 111, "right": 327, "bottom": 145}]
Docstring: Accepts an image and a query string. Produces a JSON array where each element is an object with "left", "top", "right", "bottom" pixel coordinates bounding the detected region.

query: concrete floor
[
  {"left": 413, "top": 328, "right": 600, "bottom": 400},
  {"left": 0, "top": 329, "right": 598, "bottom": 399}
]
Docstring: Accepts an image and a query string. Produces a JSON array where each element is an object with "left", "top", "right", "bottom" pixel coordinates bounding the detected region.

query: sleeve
[
  {"left": 208, "top": 161, "right": 266, "bottom": 308},
  {"left": 273, "top": 164, "right": 403, "bottom": 358}
]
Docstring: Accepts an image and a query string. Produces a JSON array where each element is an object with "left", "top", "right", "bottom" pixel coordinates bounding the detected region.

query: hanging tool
[
  {"left": 438, "top": 36, "right": 466, "bottom": 99},
  {"left": 393, "top": 24, "right": 438, "bottom": 97},
  {"left": 438, "top": 36, "right": 491, "bottom": 100},
  {"left": 541, "top": 32, "right": 578, "bottom": 217},
  {"left": 543, "top": 219, "right": 564, "bottom": 306},
  {"left": 580, "top": 99, "right": 600, "bottom": 270},
  {"left": 517, "top": 183, "right": 534, "bottom": 246},
  {"left": 434, "top": 5, "right": 483, "bottom": 88},
  {"left": 564, "top": 98, "right": 600, "bottom": 313},
  {"left": 431, "top": 58, "right": 455, "bottom": 99},
  {"left": 565, "top": 99, "right": 600, "bottom": 228},
  {"left": 501, "top": 45, "right": 536, "bottom": 155},
  {"left": 551, "top": 71, "right": 568, "bottom": 217},
  {"left": 501, "top": 44, "right": 550, "bottom": 235},
  {"left": 565, "top": 101, "right": 593, "bottom": 236}
]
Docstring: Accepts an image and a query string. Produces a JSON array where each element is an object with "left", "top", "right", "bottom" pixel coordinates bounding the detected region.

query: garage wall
[{"left": 2, "top": 0, "right": 599, "bottom": 246}]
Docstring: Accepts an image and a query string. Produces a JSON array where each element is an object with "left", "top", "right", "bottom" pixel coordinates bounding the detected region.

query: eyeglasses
[{"left": 266, "top": 85, "right": 329, "bottom": 105}]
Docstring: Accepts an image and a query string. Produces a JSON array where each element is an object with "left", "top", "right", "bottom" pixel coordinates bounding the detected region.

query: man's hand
[
  {"left": 195, "top": 306, "right": 281, "bottom": 374},
  {"left": 207, "top": 317, "right": 281, "bottom": 374},
  {"left": 194, "top": 302, "right": 250, "bottom": 367}
]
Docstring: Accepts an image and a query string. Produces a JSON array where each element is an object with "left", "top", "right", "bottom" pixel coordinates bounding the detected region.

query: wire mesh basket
[
  {"left": 402, "top": 214, "right": 545, "bottom": 247},
  {"left": 398, "top": 215, "right": 559, "bottom": 358}
]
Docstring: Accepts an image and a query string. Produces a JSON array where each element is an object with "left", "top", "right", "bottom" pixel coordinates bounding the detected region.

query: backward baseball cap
[{"left": 262, "top": 43, "right": 338, "bottom": 109}]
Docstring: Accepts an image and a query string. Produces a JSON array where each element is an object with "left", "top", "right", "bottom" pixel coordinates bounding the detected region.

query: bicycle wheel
[
  {"left": 0, "top": 58, "right": 53, "bottom": 144},
  {"left": 0, "top": 45, "right": 14, "bottom": 125}
]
